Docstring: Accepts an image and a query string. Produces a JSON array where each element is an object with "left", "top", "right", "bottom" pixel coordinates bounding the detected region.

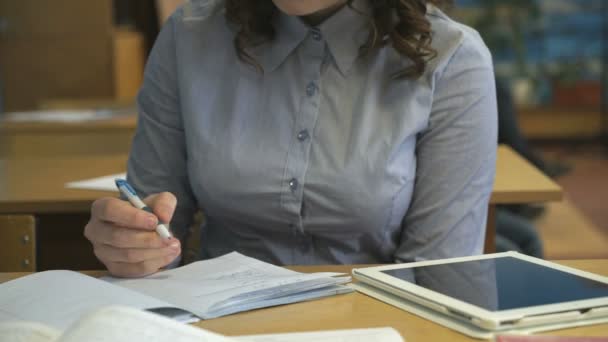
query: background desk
[
  {"left": 0, "top": 260, "right": 607, "bottom": 341},
  {"left": 0, "top": 146, "right": 561, "bottom": 271},
  {"left": 0, "top": 155, "right": 127, "bottom": 270},
  {"left": 485, "top": 145, "right": 562, "bottom": 252},
  {"left": 0, "top": 115, "right": 136, "bottom": 158}
]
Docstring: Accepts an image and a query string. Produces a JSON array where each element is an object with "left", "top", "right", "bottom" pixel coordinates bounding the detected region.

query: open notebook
[
  {"left": 0, "top": 305, "right": 404, "bottom": 342},
  {"left": 0, "top": 252, "right": 352, "bottom": 329}
]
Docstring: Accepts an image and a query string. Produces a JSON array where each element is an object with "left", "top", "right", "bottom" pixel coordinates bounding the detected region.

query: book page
[
  {"left": 0, "top": 271, "right": 178, "bottom": 330},
  {"left": 59, "top": 306, "right": 233, "bottom": 342},
  {"left": 59, "top": 306, "right": 403, "bottom": 342},
  {"left": 0, "top": 307, "right": 404, "bottom": 342},
  {"left": 0, "top": 321, "right": 61, "bottom": 342},
  {"left": 496, "top": 336, "right": 608, "bottom": 342},
  {"left": 105, "top": 252, "right": 352, "bottom": 319},
  {"left": 235, "top": 327, "right": 404, "bottom": 342},
  {"left": 65, "top": 173, "right": 126, "bottom": 191}
]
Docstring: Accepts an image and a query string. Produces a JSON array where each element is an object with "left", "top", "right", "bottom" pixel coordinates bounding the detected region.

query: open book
[
  {"left": 0, "top": 305, "right": 404, "bottom": 342},
  {"left": 0, "top": 252, "right": 352, "bottom": 329}
]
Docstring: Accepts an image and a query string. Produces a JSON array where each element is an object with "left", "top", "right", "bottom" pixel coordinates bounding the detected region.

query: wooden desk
[
  {"left": 492, "top": 145, "right": 562, "bottom": 204},
  {"left": 1, "top": 260, "right": 607, "bottom": 341},
  {"left": 0, "top": 146, "right": 561, "bottom": 270},
  {"left": 0, "top": 154, "right": 126, "bottom": 214},
  {"left": 0, "top": 155, "right": 127, "bottom": 270},
  {"left": 484, "top": 145, "right": 563, "bottom": 252},
  {"left": 0, "top": 114, "right": 136, "bottom": 158}
]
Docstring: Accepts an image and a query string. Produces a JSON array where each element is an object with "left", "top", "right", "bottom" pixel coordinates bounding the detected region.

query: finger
[
  {"left": 93, "top": 243, "right": 181, "bottom": 264},
  {"left": 104, "top": 253, "right": 180, "bottom": 278},
  {"left": 144, "top": 192, "right": 177, "bottom": 224},
  {"left": 86, "top": 221, "right": 181, "bottom": 249},
  {"left": 92, "top": 197, "right": 157, "bottom": 230}
]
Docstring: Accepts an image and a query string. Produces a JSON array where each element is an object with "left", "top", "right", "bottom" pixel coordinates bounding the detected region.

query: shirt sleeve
[
  {"left": 126, "top": 10, "right": 197, "bottom": 242},
  {"left": 394, "top": 35, "right": 498, "bottom": 262}
]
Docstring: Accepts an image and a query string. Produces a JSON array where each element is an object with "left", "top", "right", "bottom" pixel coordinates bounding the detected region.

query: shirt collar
[
  {"left": 249, "top": 0, "right": 370, "bottom": 75},
  {"left": 319, "top": 0, "right": 370, "bottom": 75}
]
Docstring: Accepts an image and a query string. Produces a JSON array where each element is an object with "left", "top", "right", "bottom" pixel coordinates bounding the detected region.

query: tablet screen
[{"left": 381, "top": 257, "right": 608, "bottom": 311}]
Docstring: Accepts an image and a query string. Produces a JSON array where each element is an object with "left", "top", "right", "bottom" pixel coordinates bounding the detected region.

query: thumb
[{"left": 144, "top": 192, "right": 177, "bottom": 224}]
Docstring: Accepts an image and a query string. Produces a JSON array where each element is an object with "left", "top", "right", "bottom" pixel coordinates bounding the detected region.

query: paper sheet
[
  {"left": 0, "top": 306, "right": 403, "bottom": 342},
  {"left": 0, "top": 271, "right": 176, "bottom": 330},
  {"left": 0, "top": 253, "right": 351, "bottom": 332},
  {"left": 59, "top": 306, "right": 232, "bottom": 342},
  {"left": 0, "top": 311, "right": 14, "bottom": 321},
  {"left": 3, "top": 110, "right": 117, "bottom": 123},
  {"left": 105, "top": 252, "right": 352, "bottom": 319},
  {"left": 236, "top": 328, "right": 404, "bottom": 342},
  {"left": 65, "top": 173, "right": 126, "bottom": 191}
]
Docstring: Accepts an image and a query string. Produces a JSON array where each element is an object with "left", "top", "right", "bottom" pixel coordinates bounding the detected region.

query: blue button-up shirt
[{"left": 127, "top": 0, "right": 497, "bottom": 265}]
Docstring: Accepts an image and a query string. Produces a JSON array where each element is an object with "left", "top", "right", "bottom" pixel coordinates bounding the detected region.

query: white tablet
[{"left": 352, "top": 252, "right": 608, "bottom": 338}]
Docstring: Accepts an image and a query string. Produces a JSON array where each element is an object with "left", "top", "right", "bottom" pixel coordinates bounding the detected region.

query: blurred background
[
  {"left": 0, "top": 0, "right": 606, "bottom": 265},
  {"left": 454, "top": 0, "right": 605, "bottom": 136},
  {"left": 452, "top": 0, "right": 608, "bottom": 259}
]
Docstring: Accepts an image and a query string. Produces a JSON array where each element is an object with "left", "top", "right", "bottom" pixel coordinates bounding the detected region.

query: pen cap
[
  {"left": 115, "top": 179, "right": 136, "bottom": 195},
  {"left": 115, "top": 179, "right": 147, "bottom": 209}
]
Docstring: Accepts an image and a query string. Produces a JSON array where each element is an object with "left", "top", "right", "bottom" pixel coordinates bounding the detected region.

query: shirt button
[
  {"left": 306, "top": 82, "right": 316, "bottom": 97},
  {"left": 297, "top": 130, "right": 309, "bottom": 141},
  {"left": 289, "top": 178, "right": 299, "bottom": 191},
  {"left": 311, "top": 28, "right": 322, "bottom": 41}
]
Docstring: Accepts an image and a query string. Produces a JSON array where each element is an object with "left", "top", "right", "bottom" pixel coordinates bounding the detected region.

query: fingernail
[
  {"left": 169, "top": 241, "right": 180, "bottom": 249},
  {"left": 147, "top": 216, "right": 157, "bottom": 229},
  {"left": 158, "top": 205, "right": 172, "bottom": 219}
]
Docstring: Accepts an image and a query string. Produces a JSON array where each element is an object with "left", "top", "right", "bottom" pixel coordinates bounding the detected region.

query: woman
[{"left": 85, "top": 0, "right": 497, "bottom": 277}]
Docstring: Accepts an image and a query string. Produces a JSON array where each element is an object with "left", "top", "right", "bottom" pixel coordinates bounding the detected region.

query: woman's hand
[{"left": 84, "top": 192, "right": 181, "bottom": 278}]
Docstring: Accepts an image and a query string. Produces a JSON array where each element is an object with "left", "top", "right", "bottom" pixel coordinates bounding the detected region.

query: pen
[{"left": 115, "top": 179, "right": 172, "bottom": 240}]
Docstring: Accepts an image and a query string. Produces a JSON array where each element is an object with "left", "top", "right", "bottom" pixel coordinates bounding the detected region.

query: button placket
[
  {"left": 297, "top": 130, "right": 309, "bottom": 142},
  {"left": 280, "top": 32, "right": 325, "bottom": 223},
  {"left": 310, "top": 27, "right": 322, "bottom": 41},
  {"left": 306, "top": 82, "right": 317, "bottom": 97},
  {"left": 291, "top": 223, "right": 310, "bottom": 252},
  {"left": 289, "top": 178, "right": 299, "bottom": 192}
]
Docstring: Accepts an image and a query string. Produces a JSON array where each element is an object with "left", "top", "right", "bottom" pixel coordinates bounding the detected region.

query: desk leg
[
  {"left": 484, "top": 206, "right": 497, "bottom": 253},
  {"left": 0, "top": 215, "right": 37, "bottom": 271}
]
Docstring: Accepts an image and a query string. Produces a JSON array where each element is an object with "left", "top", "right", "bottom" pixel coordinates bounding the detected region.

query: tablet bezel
[{"left": 352, "top": 252, "right": 608, "bottom": 330}]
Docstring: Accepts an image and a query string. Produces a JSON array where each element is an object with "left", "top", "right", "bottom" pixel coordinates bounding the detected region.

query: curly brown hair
[{"left": 225, "top": 0, "right": 451, "bottom": 79}]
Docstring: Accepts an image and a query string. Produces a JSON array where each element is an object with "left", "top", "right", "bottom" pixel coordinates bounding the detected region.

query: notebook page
[
  {"left": 59, "top": 306, "right": 234, "bottom": 342},
  {"left": 235, "top": 327, "right": 404, "bottom": 342},
  {"left": 0, "top": 271, "right": 176, "bottom": 330},
  {"left": 209, "top": 284, "right": 353, "bottom": 318},
  {"left": 105, "top": 252, "right": 351, "bottom": 319}
]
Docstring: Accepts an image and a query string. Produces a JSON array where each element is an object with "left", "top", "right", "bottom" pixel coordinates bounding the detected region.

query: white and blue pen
[{"left": 115, "top": 179, "right": 173, "bottom": 240}]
